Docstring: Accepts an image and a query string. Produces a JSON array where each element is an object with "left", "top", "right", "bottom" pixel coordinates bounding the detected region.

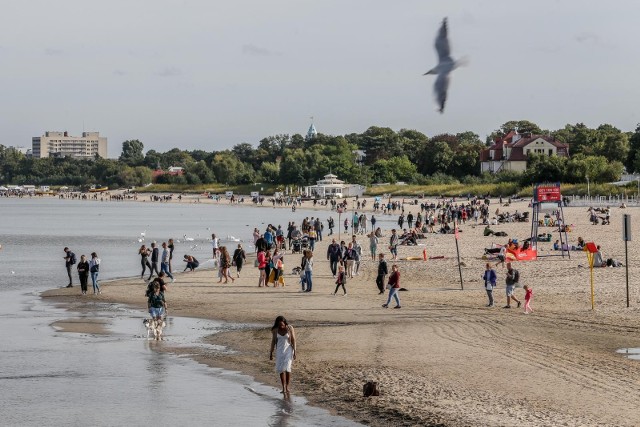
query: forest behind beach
[{"left": 2, "top": 119, "right": 640, "bottom": 197}]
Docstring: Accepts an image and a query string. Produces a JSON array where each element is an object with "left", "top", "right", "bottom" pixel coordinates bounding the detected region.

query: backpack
[
  {"left": 513, "top": 269, "right": 520, "bottom": 283},
  {"left": 69, "top": 252, "right": 77, "bottom": 265}
]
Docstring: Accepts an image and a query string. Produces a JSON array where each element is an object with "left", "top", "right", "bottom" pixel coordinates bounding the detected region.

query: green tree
[
  {"left": 418, "top": 140, "right": 455, "bottom": 176},
  {"left": 211, "top": 152, "right": 255, "bottom": 185},
  {"left": 595, "top": 124, "right": 629, "bottom": 164},
  {"left": 119, "top": 140, "right": 145, "bottom": 166},
  {"left": 360, "top": 127, "right": 401, "bottom": 165},
  {"left": 487, "top": 120, "right": 544, "bottom": 143},
  {"left": 626, "top": 124, "right": 640, "bottom": 172}
]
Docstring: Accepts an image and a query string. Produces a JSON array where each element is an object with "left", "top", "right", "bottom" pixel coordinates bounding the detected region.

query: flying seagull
[{"left": 424, "top": 18, "right": 464, "bottom": 113}]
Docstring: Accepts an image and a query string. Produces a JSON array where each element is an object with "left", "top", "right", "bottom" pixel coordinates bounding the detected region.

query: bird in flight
[{"left": 424, "top": 18, "right": 464, "bottom": 113}]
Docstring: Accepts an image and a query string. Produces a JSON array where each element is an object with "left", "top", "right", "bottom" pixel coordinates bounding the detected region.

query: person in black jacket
[
  {"left": 376, "top": 253, "right": 388, "bottom": 295},
  {"left": 77, "top": 255, "right": 90, "bottom": 295},
  {"left": 232, "top": 244, "right": 246, "bottom": 277},
  {"left": 148, "top": 242, "right": 160, "bottom": 280},
  {"left": 326, "top": 239, "right": 342, "bottom": 278}
]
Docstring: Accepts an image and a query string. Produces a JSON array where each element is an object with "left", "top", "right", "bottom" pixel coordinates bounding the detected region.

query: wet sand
[{"left": 44, "top": 199, "right": 640, "bottom": 426}]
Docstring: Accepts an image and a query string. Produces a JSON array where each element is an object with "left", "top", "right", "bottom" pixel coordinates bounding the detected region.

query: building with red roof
[{"left": 480, "top": 130, "right": 569, "bottom": 174}]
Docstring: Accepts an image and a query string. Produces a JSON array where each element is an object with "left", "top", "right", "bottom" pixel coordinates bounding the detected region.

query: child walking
[
  {"left": 333, "top": 265, "right": 347, "bottom": 296},
  {"left": 523, "top": 284, "right": 533, "bottom": 314}
]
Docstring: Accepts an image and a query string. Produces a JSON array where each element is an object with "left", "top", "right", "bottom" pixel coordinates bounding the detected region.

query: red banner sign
[{"left": 535, "top": 185, "right": 561, "bottom": 202}]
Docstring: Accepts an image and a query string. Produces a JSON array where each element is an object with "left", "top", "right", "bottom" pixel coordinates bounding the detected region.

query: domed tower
[{"left": 306, "top": 117, "right": 317, "bottom": 141}]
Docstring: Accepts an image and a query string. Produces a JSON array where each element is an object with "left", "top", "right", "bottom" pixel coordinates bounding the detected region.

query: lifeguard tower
[{"left": 526, "top": 183, "right": 570, "bottom": 259}]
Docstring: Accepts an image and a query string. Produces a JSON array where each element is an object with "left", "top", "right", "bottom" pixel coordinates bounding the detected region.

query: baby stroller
[
  {"left": 300, "top": 235, "right": 310, "bottom": 250},
  {"left": 291, "top": 238, "right": 302, "bottom": 254}
]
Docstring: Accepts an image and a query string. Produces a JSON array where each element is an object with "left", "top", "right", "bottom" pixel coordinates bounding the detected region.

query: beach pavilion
[{"left": 304, "top": 173, "right": 365, "bottom": 198}]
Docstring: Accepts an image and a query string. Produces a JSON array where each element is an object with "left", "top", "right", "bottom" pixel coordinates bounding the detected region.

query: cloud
[
  {"left": 157, "top": 67, "right": 182, "bottom": 77},
  {"left": 113, "top": 69, "right": 127, "bottom": 76},
  {"left": 242, "top": 43, "right": 280, "bottom": 56},
  {"left": 44, "top": 48, "right": 64, "bottom": 56}
]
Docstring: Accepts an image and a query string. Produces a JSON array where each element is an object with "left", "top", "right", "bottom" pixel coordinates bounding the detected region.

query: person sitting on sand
[
  {"left": 483, "top": 225, "right": 495, "bottom": 236},
  {"left": 593, "top": 245, "right": 605, "bottom": 267},
  {"left": 553, "top": 240, "right": 561, "bottom": 250}
]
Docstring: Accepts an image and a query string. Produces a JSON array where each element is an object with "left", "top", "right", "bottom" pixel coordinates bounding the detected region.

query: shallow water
[
  {"left": 616, "top": 348, "right": 640, "bottom": 360},
  {"left": 0, "top": 198, "right": 361, "bottom": 426}
]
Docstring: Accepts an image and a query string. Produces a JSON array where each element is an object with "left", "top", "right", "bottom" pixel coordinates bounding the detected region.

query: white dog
[{"left": 143, "top": 318, "right": 166, "bottom": 340}]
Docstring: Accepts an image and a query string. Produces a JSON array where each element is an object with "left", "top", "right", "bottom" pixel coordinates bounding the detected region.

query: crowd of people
[{"left": 64, "top": 247, "right": 101, "bottom": 295}]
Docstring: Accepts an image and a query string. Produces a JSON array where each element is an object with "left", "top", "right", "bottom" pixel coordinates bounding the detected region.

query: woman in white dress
[{"left": 269, "top": 316, "right": 297, "bottom": 396}]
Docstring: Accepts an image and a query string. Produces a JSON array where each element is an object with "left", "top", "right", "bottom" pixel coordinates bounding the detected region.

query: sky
[{"left": 1, "top": 0, "right": 639, "bottom": 158}]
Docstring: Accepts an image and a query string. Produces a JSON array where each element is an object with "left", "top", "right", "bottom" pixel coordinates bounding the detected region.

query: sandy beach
[{"left": 43, "top": 197, "right": 640, "bottom": 426}]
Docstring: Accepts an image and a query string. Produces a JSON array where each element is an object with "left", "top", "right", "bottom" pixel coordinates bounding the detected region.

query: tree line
[{"left": 1, "top": 120, "right": 639, "bottom": 189}]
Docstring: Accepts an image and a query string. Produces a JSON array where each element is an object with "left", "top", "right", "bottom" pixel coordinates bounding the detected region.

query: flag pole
[{"left": 455, "top": 223, "right": 464, "bottom": 290}]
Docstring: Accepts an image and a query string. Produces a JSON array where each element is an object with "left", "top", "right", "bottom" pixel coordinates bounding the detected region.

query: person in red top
[
  {"left": 382, "top": 264, "right": 401, "bottom": 309},
  {"left": 523, "top": 284, "right": 533, "bottom": 314},
  {"left": 257, "top": 249, "right": 267, "bottom": 287}
]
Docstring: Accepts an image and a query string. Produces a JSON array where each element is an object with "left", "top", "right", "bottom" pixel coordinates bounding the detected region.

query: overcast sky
[{"left": 1, "top": 0, "right": 639, "bottom": 157}]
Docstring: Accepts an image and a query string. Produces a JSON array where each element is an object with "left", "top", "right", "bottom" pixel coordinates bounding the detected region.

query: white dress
[{"left": 275, "top": 328, "right": 293, "bottom": 373}]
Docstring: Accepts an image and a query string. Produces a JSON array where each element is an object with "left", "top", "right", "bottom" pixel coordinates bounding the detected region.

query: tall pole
[
  {"left": 454, "top": 223, "right": 464, "bottom": 290},
  {"left": 623, "top": 214, "right": 631, "bottom": 307},
  {"left": 625, "top": 239, "right": 629, "bottom": 308}
]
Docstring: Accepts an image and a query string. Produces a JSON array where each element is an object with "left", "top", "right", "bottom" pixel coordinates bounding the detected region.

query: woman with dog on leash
[
  {"left": 269, "top": 315, "right": 296, "bottom": 396},
  {"left": 147, "top": 282, "right": 167, "bottom": 321}
]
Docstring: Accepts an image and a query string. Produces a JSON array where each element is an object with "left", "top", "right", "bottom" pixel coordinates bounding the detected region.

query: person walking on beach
[
  {"left": 269, "top": 316, "right": 297, "bottom": 396},
  {"left": 344, "top": 243, "right": 356, "bottom": 279},
  {"left": 147, "top": 282, "right": 167, "bottom": 323},
  {"left": 333, "top": 265, "right": 347, "bottom": 296},
  {"left": 351, "top": 235, "right": 362, "bottom": 275},
  {"left": 389, "top": 229, "right": 399, "bottom": 261},
  {"left": 482, "top": 263, "right": 497, "bottom": 307},
  {"left": 63, "top": 247, "right": 76, "bottom": 287},
  {"left": 382, "top": 264, "right": 401, "bottom": 308},
  {"left": 218, "top": 246, "right": 235, "bottom": 283},
  {"left": 523, "top": 284, "right": 534, "bottom": 314},
  {"left": 89, "top": 252, "right": 101, "bottom": 295},
  {"left": 376, "top": 253, "right": 388, "bottom": 295},
  {"left": 232, "top": 244, "right": 246, "bottom": 277},
  {"left": 77, "top": 255, "right": 89, "bottom": 295},
  {"left": 211, "top": 233, "right": 220, "bottom": 259},
  {"left": 327, "top": 239, "right": 341, "bottom": 278},
  {"left": 257, "top": 248, "right": 267, "bottom": 287},
  {"left": 504, "top": 263, "right": 521, "bottom": 309},
  {"left": 303, "top": 250, "right": 313, "bottom": 292},
  {"left": 369, "top": 232, "right": 379, "bottom": 261},
  {"left": 167, "top": 238, "right": 175, "bottom": 273},
  {"left": 148, "top": 242, "right": 160, "bottom": 280},
  {"left": 139, "top": 245, "right": 152, "bottom": 279},
  {"left": 161, "top": 242, "right": 174, "bottom": 282}
]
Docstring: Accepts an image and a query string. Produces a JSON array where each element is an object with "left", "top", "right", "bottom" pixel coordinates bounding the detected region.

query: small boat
[{"left": 89, "top": 185, "right": 109, "bottom": 193}]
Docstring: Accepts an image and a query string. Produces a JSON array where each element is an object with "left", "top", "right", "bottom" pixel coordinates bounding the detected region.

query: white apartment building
[{"left": 32, "top": 131, "right": 108, "bottom": 159}]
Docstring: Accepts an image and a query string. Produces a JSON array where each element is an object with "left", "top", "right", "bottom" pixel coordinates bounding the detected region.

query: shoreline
[{"left": 42, "top": 199, "right": 640, "bottom": 426}]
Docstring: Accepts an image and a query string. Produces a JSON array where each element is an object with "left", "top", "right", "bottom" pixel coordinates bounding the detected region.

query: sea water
[{"left": 0, "top": 198, "right": 361, "bottom": 426}]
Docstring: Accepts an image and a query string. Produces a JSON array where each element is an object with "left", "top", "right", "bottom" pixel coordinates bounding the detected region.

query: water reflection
[{"left": 616, "top": 348, "right": 640, "bottom": 360}]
